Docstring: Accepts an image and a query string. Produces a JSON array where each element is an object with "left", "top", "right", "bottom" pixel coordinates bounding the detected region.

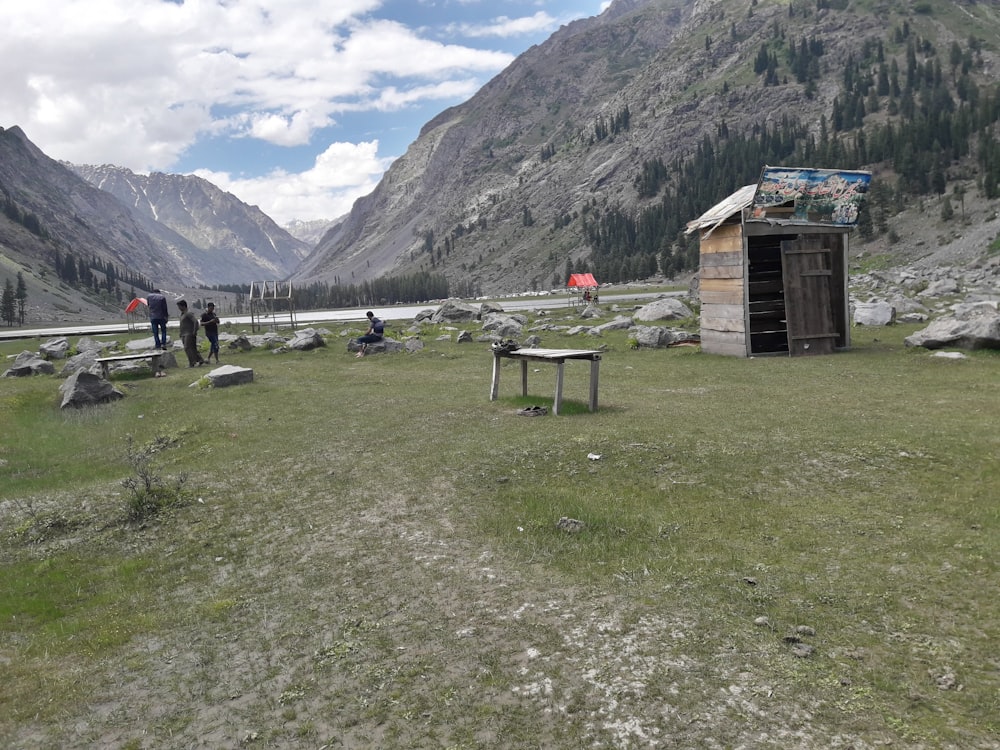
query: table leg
[
  {"left": 553, "top": 360, "right": 565, "bottom": 415},
  {"left": 490, "top": 354, "right": 501, "bottom": 401},
  {"left": 589, "top": 358, "right": 600, "bottom": 411},
  {"left": 520, "top": 359, "right": 528, "bottom": 397}
]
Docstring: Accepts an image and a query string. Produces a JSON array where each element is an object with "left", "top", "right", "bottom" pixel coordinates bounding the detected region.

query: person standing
[
  {"left": 176, "top": 300, "right": 205, "bottom": 367},
  {"left": 355, "top": 311, "right": 384, "bottom": 358},
  {"left": 200, "top": 302, "right": 221, "bottom": 363},
  {"left": 146, "top": 289, "right": 169, "bottom": 350}
]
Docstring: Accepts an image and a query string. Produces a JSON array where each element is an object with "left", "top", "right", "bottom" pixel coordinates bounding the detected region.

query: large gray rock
[
  {"left": 632, "top": 325, "right": 674, "bottom": 348},
  {"left": 59, "top": 352, "right": 101, "bottom": 378},
  {"left": 347, "top": 337, "right": 405, "bottom": 355},
  {"left": 126, "top": 336, "right": 170, "bottom": 351},
  {"left": 39, "top": 337, "right": 70, "bottom": 359},
  {"left": 593, "top": 315, "right": 634, "bottom": 334},
  {"left": 431, "top": 298, "right": 480, "bottom": 324},
  {"left": 76, "top": 336, "right": 118, "bottom": 355},
  {"left": 414, "top": 308, "right": 436, "bottom": 323},
  {"left": 633, "top": 297, "right": 694, "bottom": 322},
  {"left": 3, "top": 351, "right": 55, "bottom": 377},
  {"left": 904, "top": 314, "right": 1000, "bottom": 350},
  {"left": 287, "top": 329, "right": 326, "bottom": 351},
  {"left": 205, "top": 364, "right": 254, "bottom": 388},
  {"left": 59, "top": 371, "right": 124, "bottom": 409},
  {"left": 853, "top": 300, "right": 896, "bottom": 326},
  {"left": 481, "top": 312, "right": 526, "bottom": 338}
]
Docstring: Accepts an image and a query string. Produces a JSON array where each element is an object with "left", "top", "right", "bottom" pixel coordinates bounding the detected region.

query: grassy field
[{"left": 1, "top": 315, "right": 998, "bottom": 749}]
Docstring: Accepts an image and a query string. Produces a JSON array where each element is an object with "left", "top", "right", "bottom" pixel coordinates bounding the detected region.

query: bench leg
[
  {"left": 520, "top": 359, "right": 528, "bottom": 397},
  {"left": 589, "top": 359, "right": 600, "bottom": 412},
  {"left": 553, "top": 361, "right": 565, "bottom": 415},
  {"left": 490, "top": 354, "right": 501, "bottom": 401}
]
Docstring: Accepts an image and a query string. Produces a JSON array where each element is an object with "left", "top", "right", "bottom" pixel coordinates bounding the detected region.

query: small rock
[
  {"left": 556, "top": 517, "right": 585, "bottom": 533},
  {"left": 791, "top": 643, "right": 815, "bottom": 658}
]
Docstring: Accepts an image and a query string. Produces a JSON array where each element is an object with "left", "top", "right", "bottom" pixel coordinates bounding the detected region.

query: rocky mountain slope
[
  {"left": 68, "top": 165, "right": 310, "bottom": 284},
  {"left": 294, "top": 0, "right": 1000, "bottom": 294},
  {"left": 0, "top": 125, "right": 310, "bottom": 322}
]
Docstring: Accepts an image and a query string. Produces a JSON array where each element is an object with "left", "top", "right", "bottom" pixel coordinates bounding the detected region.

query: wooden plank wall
[{"left": 698, "top": 222, "right": 747, "bottom": 357}]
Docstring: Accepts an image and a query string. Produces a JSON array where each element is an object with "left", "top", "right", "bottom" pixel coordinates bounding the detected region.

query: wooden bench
[
  {"left": 95, "top": 352, "right": 163, "bottom": 378},
  {"left": 490, "top": 347, "right": 602, "bottom": 415}
]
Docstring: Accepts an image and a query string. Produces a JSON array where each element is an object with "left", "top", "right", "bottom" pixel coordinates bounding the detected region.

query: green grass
[{"left": 1, "top": 319, "right": 998, "bottom": 748}]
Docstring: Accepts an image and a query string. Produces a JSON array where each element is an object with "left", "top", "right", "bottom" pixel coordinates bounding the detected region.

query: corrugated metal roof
[{"left": 685, "top": 183, "right": 756, "bottom": 236}]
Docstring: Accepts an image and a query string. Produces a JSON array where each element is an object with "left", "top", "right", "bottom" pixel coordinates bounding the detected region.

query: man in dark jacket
[
  {"left": 147, "top": 289, "right": 169, "bottom": 350},
  {"left": 177, "top": 299, "right": 206, "bottom": 367}
]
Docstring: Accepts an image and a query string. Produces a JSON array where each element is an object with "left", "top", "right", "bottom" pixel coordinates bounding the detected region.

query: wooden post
[
  {"left": 589, "top": 357, "right": 600, "bottom": 412},
  {"left": 520, "top": 359, "right": 528, "bottom": 397},
  {"left": 490, "top": 354, "right": 501, "bottom": 401},
  {"left": 553, "top": 360, "right": 565, "bottom": 415}
]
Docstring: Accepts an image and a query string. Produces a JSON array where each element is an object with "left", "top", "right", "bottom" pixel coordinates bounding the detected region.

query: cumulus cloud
[
  {"left": 194, "top": 141, "right": 393, "bottom": 225},
  {"left": 1, "top": 0, "right": 595, "bottom": 222}
]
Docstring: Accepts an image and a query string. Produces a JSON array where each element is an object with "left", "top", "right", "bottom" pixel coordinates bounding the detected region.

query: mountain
[
  {"left": 293, "top": 0, "right": 1000, "bottom": 295},
  {"left": 68, "top": 165, "right": 310, "bottom": 285},
  {"left": 0, "top": 125, "right": 312, "bottom": 322},
  {"left": 0, "top": 125, "right": 193, "bottom": 321}
]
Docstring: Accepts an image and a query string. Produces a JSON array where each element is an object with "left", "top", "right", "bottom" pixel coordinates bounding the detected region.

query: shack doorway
[{"left": 746, "top": 232, "right": 847, "bottom": 356}]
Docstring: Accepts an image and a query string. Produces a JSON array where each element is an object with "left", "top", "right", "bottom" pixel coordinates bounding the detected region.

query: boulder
[
  {"left": 633, "top": 297, "right": 694, "bottom": 322},
  {"left": 404, "top": 338, "right": 425, "bottom": 353},
  {"left": 59, "top": 352, "right": 101, "bottom": 378},
  {"left": 579, "top": 304, "right": 603, "bottom": 319},
  {"left": 481, "top": 312, "right": 525, "bottom": 338},
  {"left": 76, "top": 336, "right": 118, "bottom": 355},
  {"left": 853, "top": 300, "right": 896, "bottom": 326},
  {"left": 58, "top": 371, "right": 124, "bottom": 409},
  {"left": 3, "top": 351, "right": 55, "bottom": 377},
  {"left": 204, "top": 364, "right": 254, "bottom": 388},
  {"left": 592, "top": 315, "right": 634, "bottom": 334},
  {"left": 431, "top": 298, "right": 480, "bottom": 324},
  {"left": 414, "top": 308, "right": 436, "bottom": 323},
  {"left": 39, "top": 337, "right": 70, "bottom": 359},
  {"left": 456, "top": 330, "right": 473, "bottom": 343},
  {"left": 287, "top": 329, "right": 326, "bottom": 351},
  {"left": 126, "top": 336, "right": 169, "bottom": 351},
  {"left": 632, "top": 325, "right": 674, "bottom": 348},
  {"left": 347, "top": 337, "right": 405, "bottom": 355},
  {"left": 479, "top": 301, "right": 505, "bottom": 316},
  {"left": 904, "top": 314, "right": 1000, "bottom": 350}
]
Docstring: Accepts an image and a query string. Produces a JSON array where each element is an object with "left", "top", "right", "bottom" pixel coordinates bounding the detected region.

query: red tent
[
  {"left": 124, "top": 297, "right": 147, "bottom": 314},
  {"left": 567, "top": 273, "right": 597, "bottom": 288}
]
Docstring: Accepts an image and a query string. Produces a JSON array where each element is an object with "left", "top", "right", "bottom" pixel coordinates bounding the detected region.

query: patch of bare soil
[{"left": 6, "top": 473, "right": 906, "bottom": 750}]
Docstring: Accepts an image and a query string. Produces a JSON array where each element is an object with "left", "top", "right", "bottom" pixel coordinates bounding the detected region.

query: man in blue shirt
[
  {"left": 146, "top": 289, "right": 169, "bottom": 350},
  {"left": 355, "top": 311, "right": 384, "bottom": 358}
]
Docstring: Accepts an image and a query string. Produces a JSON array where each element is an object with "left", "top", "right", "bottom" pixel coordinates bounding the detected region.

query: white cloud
[
  {"left": 194, "top": 140, "right": 393, "bottom": 225},
  {"left": 448, "top": 12, "right": 559, "bottom": 39},
  {"left": 2, "top": 2, "right": 512, "bottom": 164},
  {"left": 0, "top": 0, "right": 595, "bottom": 222}
]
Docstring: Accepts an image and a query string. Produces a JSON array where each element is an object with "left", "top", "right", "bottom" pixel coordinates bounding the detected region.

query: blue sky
[{"left": 2, "top": 0, "right": 610, "bottom": 225}]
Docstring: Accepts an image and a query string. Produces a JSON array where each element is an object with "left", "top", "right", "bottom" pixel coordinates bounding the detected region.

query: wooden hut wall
[{"left": 698, "top": 221, "right": 748, "bottom": 357}]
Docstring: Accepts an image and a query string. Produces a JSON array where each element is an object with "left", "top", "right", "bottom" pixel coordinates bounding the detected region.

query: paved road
[{"left": 0, "top": 290, "right": 679, "bottom": 342}]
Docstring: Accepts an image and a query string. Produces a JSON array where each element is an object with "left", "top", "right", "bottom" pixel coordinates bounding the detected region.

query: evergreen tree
[
  {"left": 1, "top": 278, "right": 15, "bottom": 326},
  {"left": 15, "top": 272, "right": 27, "bottom": 325}
]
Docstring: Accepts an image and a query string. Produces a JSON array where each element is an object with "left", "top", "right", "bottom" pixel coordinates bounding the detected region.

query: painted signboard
[{"left": 751, "top": 166, "right": 871, "bottom": 225}]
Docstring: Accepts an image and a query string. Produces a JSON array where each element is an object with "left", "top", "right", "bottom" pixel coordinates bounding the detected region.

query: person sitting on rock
[{"left": 355, "top": 311, "right": 384, "bottom": 358}]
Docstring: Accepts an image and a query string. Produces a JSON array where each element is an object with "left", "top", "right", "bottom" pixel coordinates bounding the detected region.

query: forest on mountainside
[{"left": 576, "top": 21, "right": 1000, "bottom": 284}]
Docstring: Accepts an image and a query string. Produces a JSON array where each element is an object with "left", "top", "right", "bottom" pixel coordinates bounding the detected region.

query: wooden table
[
  {"left": 96, "top": 352, "right": 163, "bottom": 378},
  {"left": 490, "top": 348, "right": 602, "bottom": 415}
]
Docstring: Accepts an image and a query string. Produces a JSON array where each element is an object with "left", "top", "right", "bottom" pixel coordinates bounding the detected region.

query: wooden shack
[{"left": 686, "top": 166, "right": 871, "bottom": 357}]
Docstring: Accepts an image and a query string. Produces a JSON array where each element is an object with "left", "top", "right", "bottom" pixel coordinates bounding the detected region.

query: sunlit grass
[{"left": 1, "top": 318, "right": 998, "bottom": 746}]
